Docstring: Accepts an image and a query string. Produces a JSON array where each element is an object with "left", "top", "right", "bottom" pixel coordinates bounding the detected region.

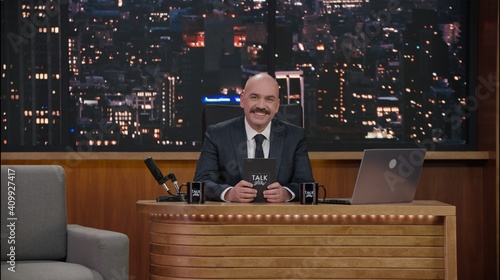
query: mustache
[{"left": 250, "top": 107, "right": 271, "bottom": 114}]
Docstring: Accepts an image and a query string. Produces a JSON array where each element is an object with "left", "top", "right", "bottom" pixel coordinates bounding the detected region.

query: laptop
[
  {"left": 322, "top": 148, "right": 426, "bottom": 205},
  {"left": 242, "top": 158, "right": 277, "bottom": 202}
]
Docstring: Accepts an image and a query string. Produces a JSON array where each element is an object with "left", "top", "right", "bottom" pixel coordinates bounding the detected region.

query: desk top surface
[{"left": 136, "top": 200, "right": 455, "bottom": 216}]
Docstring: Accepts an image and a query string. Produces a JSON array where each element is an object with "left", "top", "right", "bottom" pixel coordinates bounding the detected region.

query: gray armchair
[{"left": 1, "top": 165, "right": 129, "bottom": 280}]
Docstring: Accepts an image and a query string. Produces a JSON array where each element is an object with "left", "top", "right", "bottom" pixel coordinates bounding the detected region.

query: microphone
[
  {"left": 144, "top": 157, "right": 174, "bottom": 196},
  {"left": 168, "top": 173, "right": 181, "bottom": 193}
]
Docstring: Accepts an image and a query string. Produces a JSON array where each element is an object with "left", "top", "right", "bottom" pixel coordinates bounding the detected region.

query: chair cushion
[
  {"left": 1, "top": 165, "right": 67, "bottom": 261},
  {"left": 0, "top": 261, "right": 103, "bottom": 280}
]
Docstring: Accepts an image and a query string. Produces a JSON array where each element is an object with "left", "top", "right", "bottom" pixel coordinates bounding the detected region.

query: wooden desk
[{"left": 137, "top": 200, "right": 457, "bottom": 280}]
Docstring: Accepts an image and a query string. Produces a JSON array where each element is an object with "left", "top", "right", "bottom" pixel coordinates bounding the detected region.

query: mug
[
  {"left": 299, "top": 182, "right": 326, "bottom": 205},
  {"left": 186, "top": 181, "right": 205, "bottom": 204}
]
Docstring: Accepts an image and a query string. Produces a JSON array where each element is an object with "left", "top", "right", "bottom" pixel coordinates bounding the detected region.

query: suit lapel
[
  {"left": 230, "top": 116, "right": 248, "bottom": 178},
  {"left": 269, "top": 118, "right": 285, "bottom": 175}
]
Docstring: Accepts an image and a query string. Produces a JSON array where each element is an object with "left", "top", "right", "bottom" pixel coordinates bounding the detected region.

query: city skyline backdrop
[{"left": 1, "top": 0, "right": 477, "bottom": 152}]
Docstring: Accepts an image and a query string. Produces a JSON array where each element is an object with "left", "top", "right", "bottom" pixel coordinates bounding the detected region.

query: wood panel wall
[{"left": 477, "top": 0, "right": 499, "bottom": 277}]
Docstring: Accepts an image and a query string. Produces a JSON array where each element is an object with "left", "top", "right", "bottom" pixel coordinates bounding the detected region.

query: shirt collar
[{"left": 244, "top": 118, "right": 271, "bottom": 141}]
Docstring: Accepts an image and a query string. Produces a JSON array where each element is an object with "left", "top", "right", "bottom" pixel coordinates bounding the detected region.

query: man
[{"left": 194, "top": 73, "right": 314, "bottom": 202}]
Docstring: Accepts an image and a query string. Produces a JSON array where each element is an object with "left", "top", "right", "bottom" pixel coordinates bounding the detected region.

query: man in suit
[{"left": 194, "top": 73, "right": 314, "bottom": 202}]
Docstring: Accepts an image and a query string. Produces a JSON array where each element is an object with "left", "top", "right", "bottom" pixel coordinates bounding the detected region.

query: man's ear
[{"left": 239, "top": 94, "right": 245, "bottom": 108}]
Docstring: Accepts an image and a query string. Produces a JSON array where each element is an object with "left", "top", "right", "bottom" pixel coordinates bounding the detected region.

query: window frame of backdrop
[{"left": 0, "top": 0, "right": 478, "bottom": 153}]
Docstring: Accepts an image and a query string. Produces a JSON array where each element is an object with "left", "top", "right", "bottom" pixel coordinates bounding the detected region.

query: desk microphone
[
  {"left": 168, "top": 173, "right": 181, "bottom": 193},
  {"left": 144, "top": 157, "right": 174, "bottom": 196}
]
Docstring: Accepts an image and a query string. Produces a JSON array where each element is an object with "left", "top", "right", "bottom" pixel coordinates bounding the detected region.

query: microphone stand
[
  {"left": 156, "top": 175, "right": 186, "bottom": 202},
  {"left": 144, "top": 157, "right": 186, "bottom": 202},
  {"left": 157, "top": 194, "right": 184, "bottom": 202}
]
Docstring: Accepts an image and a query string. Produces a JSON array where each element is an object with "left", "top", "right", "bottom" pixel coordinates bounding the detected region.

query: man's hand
[
  {"left": 263, "top": 182, "right": 292, "bottom": 203},
  {"left": 225, "top": 180, "right": 257, "bottom": 202}
]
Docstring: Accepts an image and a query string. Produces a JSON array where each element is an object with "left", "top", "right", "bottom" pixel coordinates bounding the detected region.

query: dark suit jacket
[{"left": 194, "top": 116, "right": 314, "bottom": 201}]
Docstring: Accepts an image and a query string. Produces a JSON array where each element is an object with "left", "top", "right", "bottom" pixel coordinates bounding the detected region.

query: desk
[{"left": 137, "top": 200, "right": 456, "bottom": 280}]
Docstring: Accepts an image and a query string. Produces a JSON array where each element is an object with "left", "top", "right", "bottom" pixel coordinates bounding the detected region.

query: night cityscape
[{"left": 1, "top": 0, "right": 475, "bottom": 152}]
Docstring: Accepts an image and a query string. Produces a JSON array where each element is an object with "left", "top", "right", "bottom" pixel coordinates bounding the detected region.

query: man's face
[{"left": 240, "top": 74, "right": 280, "bottom": 132}]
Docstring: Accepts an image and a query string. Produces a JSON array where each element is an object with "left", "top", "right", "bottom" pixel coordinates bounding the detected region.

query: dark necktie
[{"left": 254, "top": 134, "right": 265, "bottom": 158}]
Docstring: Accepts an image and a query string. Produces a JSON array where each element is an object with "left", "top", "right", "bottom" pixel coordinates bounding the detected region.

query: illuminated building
[
  {"left": 1, "top": 0, "right": 69, "bottom": 147},
  {"left": 402, "top": 9, "right": 450, "bottom": 143}
]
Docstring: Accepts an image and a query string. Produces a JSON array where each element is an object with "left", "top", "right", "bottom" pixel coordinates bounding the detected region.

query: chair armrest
[{"left": 66, "top": 224, "right": 129, "bottom": 280}]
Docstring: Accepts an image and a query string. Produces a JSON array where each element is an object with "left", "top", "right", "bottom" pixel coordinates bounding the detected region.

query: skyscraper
[
  {"left": 1, "top": 0, "right": 69, "bottom": 149},
  {"left": 403, "top": 9, "right": 451, "bottom": 142}
]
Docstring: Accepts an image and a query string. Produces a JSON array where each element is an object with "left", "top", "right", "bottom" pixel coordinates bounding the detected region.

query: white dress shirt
[{"left": 244, "top": 118, "right": 271, "bottom": 158}]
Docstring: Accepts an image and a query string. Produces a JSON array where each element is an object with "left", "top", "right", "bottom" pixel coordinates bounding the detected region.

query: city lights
[{"left": 1, "top": 0, "right": 473, "bottom": 151}]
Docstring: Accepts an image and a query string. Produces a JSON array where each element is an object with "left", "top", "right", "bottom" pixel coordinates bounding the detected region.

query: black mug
[
  {"left": 299, "top": 182, "right": 326, "bottom": 205},
  {"left": 186, "top": 181, "right": 205, "bottom": 204}
]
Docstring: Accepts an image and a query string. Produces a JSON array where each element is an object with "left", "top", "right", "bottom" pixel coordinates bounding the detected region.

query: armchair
[{"left": 1, "top": 165, "right": 129, "bottom": 280}]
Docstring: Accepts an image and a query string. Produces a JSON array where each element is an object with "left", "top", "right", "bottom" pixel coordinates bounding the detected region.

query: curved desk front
[{"left": 137, "top": 200, "right": 456, "bottom": 280}]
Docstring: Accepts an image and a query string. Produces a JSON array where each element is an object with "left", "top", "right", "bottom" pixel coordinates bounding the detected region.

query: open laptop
[{"left": 322, "top": 148, "right": 426, "bottom": 205}]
